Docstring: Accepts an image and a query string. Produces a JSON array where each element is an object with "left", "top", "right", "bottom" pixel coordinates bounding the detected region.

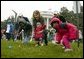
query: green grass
[{"left": 1, "top": 39, "right": 83, "bottom": 58}]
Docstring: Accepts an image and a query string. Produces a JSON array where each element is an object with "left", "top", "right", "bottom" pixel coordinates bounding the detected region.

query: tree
[
  {"left": 60, "top": 7, "right": 69, "bottom": 19},
  {"left": 1, "top": 20, "right": 7, "bottom": 29},
  {"left": 80, "top": 6, "right": 83, "bottom": 12},
  {"left": 59, "top": 6, "right": 83, "bottom": 32}
]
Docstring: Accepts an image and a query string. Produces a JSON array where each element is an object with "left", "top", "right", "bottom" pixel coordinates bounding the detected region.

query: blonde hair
[{"left": 33, "top": 10, "right": 40, "bottom": 18}]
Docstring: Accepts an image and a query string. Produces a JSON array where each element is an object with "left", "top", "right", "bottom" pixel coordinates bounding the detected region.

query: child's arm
[
  {"left": 37, "top": 30, "right": 43, "bottom": 34},
  {"left": 42, "top": 24, "right": 46, "bottom": 29}
]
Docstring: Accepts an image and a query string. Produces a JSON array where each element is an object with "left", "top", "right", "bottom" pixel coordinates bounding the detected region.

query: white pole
[
  {"left": 47, "top": 18, "right": 49, "bottom": 29},
  {"left": 73, "top": 1, "right": 81, "bottom": 13}
]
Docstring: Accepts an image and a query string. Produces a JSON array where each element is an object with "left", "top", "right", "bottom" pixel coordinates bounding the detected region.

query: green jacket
[{"left": 32, "top": 16, "right": 45, "bottom": 28}]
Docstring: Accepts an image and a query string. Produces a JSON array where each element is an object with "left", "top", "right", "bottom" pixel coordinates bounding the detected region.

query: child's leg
[
  {"left": 35, "top": 38, "right": 39, "bottom": 46},
  {"left": 39, "top": 38, "right": 43, "bottom": 46},
  {"left": 62, "top": 36, "right": 71, "bottom": 49},
  {"left": 25, "top": 35, "right": 31, "bottom": 43},
  {"left": 56, "top": 33, "right": 62, "bottom": 44},
  {"left": 35, "top": 41, "right": 38, "bottom": 46},
  {"left": 62, "top": 36, "right": 73, "bottom": 52},
  {"left": 14, "top": 35, "right": 17, "bottom": 41},
  {"left": 43, "top": 30, "right": 48, "bottom": 45},
  {"left": 6, "top": 33, "right": 11, "bottom": 40}
]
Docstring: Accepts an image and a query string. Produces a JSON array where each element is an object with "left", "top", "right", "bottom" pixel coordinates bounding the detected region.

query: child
[
  {"left": 50, "top": 18, "right": 79, "bottom": 52},
  {"left": 6, "top": 20, "right": 14, "bottom": 41},
  {"left": 34, "top": 22, "right": 46, "bottom": 46},
  {"left": 17, "top": 16, "right": 32, "bottom": 44},
  {"left": 1, "top": 29, "right": 6, "bottom": 40}
]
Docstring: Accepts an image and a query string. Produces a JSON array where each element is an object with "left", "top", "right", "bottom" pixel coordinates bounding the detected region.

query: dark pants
[
  {"left": 43, "top": 30, "right": 48, "bottom": 45},
  {"left": 6, "top": 33, "right": 14, "bottom": 41},
  {"left": 6, "top": 33, "right": 11, "bottom": 40},
  {"left": 35, "top": 38, "right": 43, "bottom": 46}
]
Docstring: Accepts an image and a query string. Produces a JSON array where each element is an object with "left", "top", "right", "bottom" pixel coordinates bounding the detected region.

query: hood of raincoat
[{"left": 50, "top": 17, "right": 62, "bottom": 26}]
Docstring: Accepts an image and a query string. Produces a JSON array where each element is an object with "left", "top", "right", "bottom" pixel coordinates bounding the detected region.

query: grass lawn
[{"left": 1, "top": 39, "right": 83, "bottom": 58}]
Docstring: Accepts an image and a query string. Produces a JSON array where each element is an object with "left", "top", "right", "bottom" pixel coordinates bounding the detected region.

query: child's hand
[
  {"left": 37, "top": 31, "right": 41, "bottom": 34},
  {"left": 37, "top": 30, "right": 43, "bottom": 34},
  {"left": 60, "top": 39, "right": 63, "bottom": 46}
]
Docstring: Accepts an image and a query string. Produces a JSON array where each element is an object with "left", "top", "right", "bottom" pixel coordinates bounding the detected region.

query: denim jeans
[{"left": 22, "top": 35, "right": 31, "bottom": 44}]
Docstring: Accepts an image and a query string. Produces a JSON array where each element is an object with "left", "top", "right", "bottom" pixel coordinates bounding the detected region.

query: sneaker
[
  {"left": 41, "top": 43, "right": 44, "bottom": 46},
  {"left": 6, "top": 39, "right": 8, "bottom": 41},
  {"left": 22, "top": 41, "right": 24, "bottom": 43},
  {"left": 62, "top": 46, "right": 65, "bottom": 49},
  {"left": 52, "top": 40, "right": 56, "bottom": 44},
  {"left": 64, "top": 48, "right": 73, "bottom": 52},
  {"left": 16, "top": 40, "right": 18, "bottom": 42},
  {"left": 35, "top": 44, "right": 38, "bottom": 47},
  {"left": 19, "top": 45, "right": 21, "bottom": 47}
]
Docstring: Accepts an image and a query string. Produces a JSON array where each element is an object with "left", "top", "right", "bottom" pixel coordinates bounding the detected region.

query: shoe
[
  {"left": 35, "top": 44, "right": 38, "bottom": 47},
  {"left": 16, "top": 40, "right": 18, "bottom": 42},
  {"left": 19, "top": 45, "right": 21, "bottom": 47},
  {"left": 64, "top": 48, "right": 73, "bottom": 52},
  {"left": 60, "top": 43, "right": 63, "bottom": 46},
  {"left": 41, "top": 44, "right": 44, "bottom": 46},
  {"left": 62, "top": 46, "right": 65, "bottom": 49},
  {"left": 22, "top": 41, "right": 24, "bottom": 43},
  {"left": 6, "top": 39, "right": 8, "bottom": 41}
]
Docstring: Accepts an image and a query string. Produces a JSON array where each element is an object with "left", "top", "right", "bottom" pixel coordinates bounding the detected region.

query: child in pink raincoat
[
  {"left": 34, "top": 22, "right": 46, "bottom": 46},
  {"left": 50, "top": 17, "right": 79, "bottom": 52}
]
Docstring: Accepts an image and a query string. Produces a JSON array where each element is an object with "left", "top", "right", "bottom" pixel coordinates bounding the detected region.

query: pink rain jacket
[{"left": 50, "top": 18, "right": 79, "bottom": 41}]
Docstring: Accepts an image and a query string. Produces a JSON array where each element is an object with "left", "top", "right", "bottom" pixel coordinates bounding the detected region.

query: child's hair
[
  {"left": 58, "top": 15, "right": 66, "bottom": 22},
  {"left": 51, "top": 21, "right": 58, "bottom": 27}
]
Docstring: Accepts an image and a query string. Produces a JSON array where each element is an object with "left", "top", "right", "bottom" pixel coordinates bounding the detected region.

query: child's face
[
  {"left": 37, "top": 23, "right": 41, "bottom": 27},
  {"left": 19, "top": 22, "right": 24, "bottom": 27},
  {"left": 52, "top": 22, "right": 58, "bottom": 28}
]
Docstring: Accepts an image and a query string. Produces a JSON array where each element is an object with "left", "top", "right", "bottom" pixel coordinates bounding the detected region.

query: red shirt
[{"left": 34, "top": 25, "right": 46, "bottom": 39}]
